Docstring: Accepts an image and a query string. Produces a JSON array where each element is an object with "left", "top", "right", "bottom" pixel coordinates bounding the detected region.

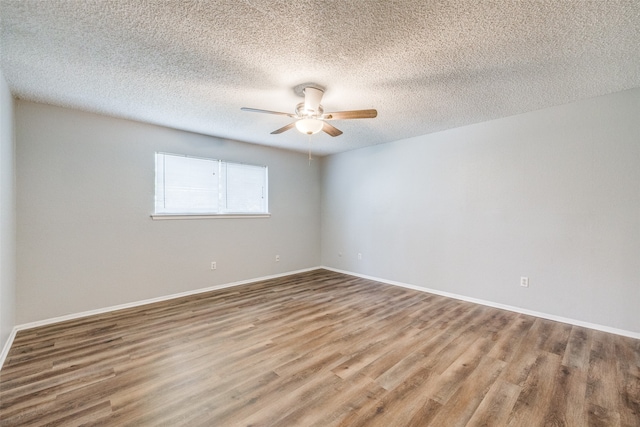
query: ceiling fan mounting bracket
[{"left": 293, "top": 82, "right": 325, "bottom": 98}]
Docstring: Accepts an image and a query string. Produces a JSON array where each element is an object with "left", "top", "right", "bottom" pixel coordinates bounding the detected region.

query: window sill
[{"left": 151, "top": 213, "right": 271, "bottom": 220}]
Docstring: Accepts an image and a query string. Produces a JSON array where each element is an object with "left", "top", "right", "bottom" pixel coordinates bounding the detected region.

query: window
[{"left": 154, "top": 153, "right": 268, "bottom": 217}]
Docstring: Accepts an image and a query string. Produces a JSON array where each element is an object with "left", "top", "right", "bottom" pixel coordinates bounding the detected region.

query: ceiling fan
[{"left": 241, "top": 85, "right": 377, "bottom": 137}]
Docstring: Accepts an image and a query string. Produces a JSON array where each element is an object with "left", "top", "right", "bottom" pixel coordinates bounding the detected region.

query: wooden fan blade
[
  {"left": 270, "top": 122, "right": 296, "bottom": 134},
  {"left": 323, "top": 109, "right": 377, "bottom": 120},
  {"left": 241, "top": 107, "right": 296, "bottom": 118},
  {"left": 322, "top": 122, "right": 343, "bottom": 137}
]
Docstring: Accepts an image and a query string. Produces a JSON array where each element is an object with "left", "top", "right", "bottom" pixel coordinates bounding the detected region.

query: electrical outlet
[
  {"left": 211, "top": 262, "right": 217, "bottom": 270},
  {"left": 275, "top": 255, "right": 280, "bottom": 262},
  {"left": 520, "top": 276, "right": 529, "bottom": 287},
  {"left": 358, "top": 253, "right": 362, "bottom": 260}
]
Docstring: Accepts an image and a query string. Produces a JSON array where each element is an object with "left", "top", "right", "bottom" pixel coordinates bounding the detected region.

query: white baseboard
[
  {"left": 0, "top": 327, "right": 18, "bottom": 372},
  {"left": 0, "top": 266, "right": 321, "bottom": 370},
  {"left": 3, "top": 265, "right": 638, "bottom": 370},
  {"left": 321, "top": 266, "right": 640, "bottom": 340}
]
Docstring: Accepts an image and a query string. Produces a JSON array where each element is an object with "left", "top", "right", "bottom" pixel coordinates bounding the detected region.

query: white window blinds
[{"left": 155, "top": 153, "right": 268, "bottom": 215}]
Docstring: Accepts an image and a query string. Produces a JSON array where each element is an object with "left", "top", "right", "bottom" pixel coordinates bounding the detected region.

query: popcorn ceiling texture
[{"left": 1, "top": 0, "right": 639, "bottom": 155}]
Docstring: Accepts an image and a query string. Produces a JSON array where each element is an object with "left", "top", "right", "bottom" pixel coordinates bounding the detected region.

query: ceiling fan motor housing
[{"left": 295, "top": 102, "right": 323, "bottom": 118}]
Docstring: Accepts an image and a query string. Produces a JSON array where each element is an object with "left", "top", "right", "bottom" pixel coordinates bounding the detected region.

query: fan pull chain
[{"left": 308, "top": 134, "right": 312, "bottom": 165}]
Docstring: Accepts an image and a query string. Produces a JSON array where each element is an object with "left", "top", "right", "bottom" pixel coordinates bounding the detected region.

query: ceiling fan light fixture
[{"left": 295, "top": 118, "right": 323, "bottom": 135}]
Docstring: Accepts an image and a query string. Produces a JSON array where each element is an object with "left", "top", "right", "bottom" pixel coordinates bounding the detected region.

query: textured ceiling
[{"left": 1, "top": 1, "right": 639, "bottom": 156}]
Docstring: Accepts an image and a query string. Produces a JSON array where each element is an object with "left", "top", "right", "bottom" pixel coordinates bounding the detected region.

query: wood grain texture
[{"left": 1, "top": 269, "right": 638, "bottom": 426}]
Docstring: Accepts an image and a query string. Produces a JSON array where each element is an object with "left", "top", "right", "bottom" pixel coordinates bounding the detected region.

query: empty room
[{"left": 0, "top": 1, "right": 639, "bottom": 426}]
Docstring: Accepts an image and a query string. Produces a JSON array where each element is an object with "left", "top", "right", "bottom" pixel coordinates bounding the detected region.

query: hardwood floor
[{"left": 1, "top": 269, "right": 639, "bottom": 426}]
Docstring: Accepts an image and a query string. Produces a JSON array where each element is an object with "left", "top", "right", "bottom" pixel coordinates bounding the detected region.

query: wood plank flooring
[{"left": 1, "top": 269, "right": 639, "bottom": 426}]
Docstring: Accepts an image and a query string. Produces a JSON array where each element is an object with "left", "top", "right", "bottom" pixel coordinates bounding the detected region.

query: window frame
[{"left": 151, "top": 152, "right": 270, "bottom": 220}]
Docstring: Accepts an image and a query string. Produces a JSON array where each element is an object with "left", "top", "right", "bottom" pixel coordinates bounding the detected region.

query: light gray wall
[
  {"left": 16, "top": 101, "right": 321, "bottom": 324},
  {"left": 0, "top": 69, "right": 16, "bottom": 348},
  {"left": 12, "top": 89, "right": 640, "bottom": 334},
  {"left": 321, "top": 88, "right": 640, "bottom": 334}
]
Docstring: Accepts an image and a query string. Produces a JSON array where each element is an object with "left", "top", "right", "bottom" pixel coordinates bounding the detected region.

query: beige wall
[{"left": 16, "top": 101, "right": 321, "bottom": 323}]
